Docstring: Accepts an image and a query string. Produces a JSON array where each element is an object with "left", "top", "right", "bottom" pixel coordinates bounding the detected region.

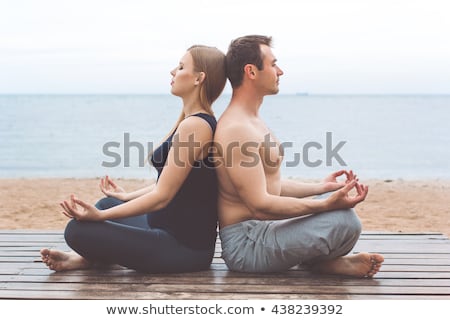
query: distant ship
[{"left": 295, "top": 92, "right": 309, "bottom": 96}]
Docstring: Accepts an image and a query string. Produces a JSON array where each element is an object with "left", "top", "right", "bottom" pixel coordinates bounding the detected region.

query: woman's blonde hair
[
  {"left": 149, "top": 46, "right": 226, "bottom": 165},
  {"left": 168, "top": 45, "right": 227, "bottom": 136}
]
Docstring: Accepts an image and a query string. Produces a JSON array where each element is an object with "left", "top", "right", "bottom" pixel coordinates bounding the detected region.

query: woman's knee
[
  {"left": 95, "top": 197, "right": 123, "bottom": 210},
  {"left": 64, "top": 219, "right": 81, "bottom": 248}
]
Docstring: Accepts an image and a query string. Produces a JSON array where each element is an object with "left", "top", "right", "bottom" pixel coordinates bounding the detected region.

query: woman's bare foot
[
  {"left": 313, "top": 253, "right": 384, "bottom": 278},
  {"left": 40, "top": 248, "right": 92, "bottom": 271}
]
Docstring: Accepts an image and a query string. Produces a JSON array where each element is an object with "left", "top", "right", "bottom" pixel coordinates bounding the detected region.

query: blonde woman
[{"left": 41, "top": 45, "right": 226, "bottom": 273}]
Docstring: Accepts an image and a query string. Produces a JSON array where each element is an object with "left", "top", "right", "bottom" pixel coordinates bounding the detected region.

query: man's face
[{"left": 257, "top": 45, "right": 284, "bottom": 95}]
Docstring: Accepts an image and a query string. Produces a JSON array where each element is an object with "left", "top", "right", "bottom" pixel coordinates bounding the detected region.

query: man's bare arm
[
  {"left": 280, "top": 180, "right": 328, "bottom": 198},
  {"left": 217, "top": 126, "right": 368, "bottom": 220},
  {"left": 280, "top": 170, "right": 355, "bottom": 198}
]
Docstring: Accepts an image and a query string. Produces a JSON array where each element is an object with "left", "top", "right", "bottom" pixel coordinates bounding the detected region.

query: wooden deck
[{"left": 1, "top": 230, "right": 449, "bottom": 299}]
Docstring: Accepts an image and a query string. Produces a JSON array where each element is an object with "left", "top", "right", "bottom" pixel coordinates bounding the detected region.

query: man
[{"left": 214, "top": 35, "right": 383, "bottom": 277}]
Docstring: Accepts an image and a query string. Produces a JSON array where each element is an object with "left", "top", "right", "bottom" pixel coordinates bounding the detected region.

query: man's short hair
[{"left": 226, "top": 35, "right": 272, "bottom": 89}]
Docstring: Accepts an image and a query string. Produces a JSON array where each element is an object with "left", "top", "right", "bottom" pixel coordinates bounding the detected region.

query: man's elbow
[{"left": 247, "top": 199, "right": 273, "bottom": 220}]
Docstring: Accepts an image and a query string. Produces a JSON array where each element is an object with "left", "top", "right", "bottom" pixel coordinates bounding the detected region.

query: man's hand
[
  {"left": 322, "top": 170, "right": 358, "bottom": 193},
  {"left": 325, "top": 179, "right": 368, "bottom": 210}
]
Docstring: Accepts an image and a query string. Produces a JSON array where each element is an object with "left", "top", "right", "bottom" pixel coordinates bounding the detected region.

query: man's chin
[{"left": 270, "top": 88, "right": 280, "bottom": 95}]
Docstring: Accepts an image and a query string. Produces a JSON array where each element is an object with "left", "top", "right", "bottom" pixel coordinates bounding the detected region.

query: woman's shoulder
[
  {"left": 187, "top": 113, "right": 216, "bottom": 128},
  {"left": 175, "top": 113, "right": 216, "bottom": 139}
]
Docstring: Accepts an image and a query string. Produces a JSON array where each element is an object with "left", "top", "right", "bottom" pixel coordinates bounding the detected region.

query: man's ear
[
  {"left": 195, "top": 72, "right": 206, "bottom": 85},
  {"left": 244, "top": 64, "right": 256, "bottom": 79}
]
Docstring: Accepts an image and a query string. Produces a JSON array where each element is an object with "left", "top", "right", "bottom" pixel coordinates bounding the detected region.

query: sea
[{"left": 1, "top": 94, "right": 449, "bottom": 180}]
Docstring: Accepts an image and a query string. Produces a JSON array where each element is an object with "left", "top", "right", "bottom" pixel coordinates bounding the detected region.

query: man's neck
[{"left": 229, "top": 85, "right": 264, "bottom": 116}]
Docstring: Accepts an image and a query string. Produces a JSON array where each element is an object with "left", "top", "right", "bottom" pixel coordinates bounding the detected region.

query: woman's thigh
[
  {"left": 95, "top": 197, "right": 149, "bottom": 228},
  {"left": 64, "top": 219, "right": 213, "bottom": 273}
]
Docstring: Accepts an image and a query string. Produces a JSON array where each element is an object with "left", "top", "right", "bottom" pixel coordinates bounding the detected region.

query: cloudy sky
[{"left": 1, "top": 0, "right": 449, "bottom": 94}]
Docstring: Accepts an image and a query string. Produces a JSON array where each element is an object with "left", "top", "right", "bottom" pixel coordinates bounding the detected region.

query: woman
[{"left": 40, "top": 45, "right": 227, "bottom": 273}]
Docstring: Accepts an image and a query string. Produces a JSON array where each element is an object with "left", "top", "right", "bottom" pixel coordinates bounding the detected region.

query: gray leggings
[{"left": 219, "top": 194, "right": 362, "bottom": 273}]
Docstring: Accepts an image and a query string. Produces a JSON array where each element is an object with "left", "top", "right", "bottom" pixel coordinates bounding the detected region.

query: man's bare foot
[
  {"left": 313, "top": 253, "right": 384, "bottom": 278},
  {"left": 40, "top": 248, "right": 92, "bottom": 271}
]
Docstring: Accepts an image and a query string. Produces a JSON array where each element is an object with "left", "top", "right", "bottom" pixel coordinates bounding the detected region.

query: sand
[{"left": 0, "top": 178, "right": 449, "bottom": 237}]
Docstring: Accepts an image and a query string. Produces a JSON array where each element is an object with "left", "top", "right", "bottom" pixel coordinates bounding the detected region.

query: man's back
[{"left": 214, "top": 104, "right": 283, "bottom": 227}]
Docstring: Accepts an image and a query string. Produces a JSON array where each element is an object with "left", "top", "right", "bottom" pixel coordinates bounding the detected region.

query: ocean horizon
[{"left": 1, "top": 94, "right": 449, "bottom": 180}]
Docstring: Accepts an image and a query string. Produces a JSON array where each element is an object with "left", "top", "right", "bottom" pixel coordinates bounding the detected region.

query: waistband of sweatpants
[{"left": 219, "top": 220, "right": 261, "bottom": 242}]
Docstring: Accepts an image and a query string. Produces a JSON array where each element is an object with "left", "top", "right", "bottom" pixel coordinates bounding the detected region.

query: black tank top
[{"left": 148, "top": 113, "right": 218, "bottom": 250}]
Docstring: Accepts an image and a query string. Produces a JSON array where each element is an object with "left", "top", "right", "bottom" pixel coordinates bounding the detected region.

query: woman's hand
[
  {"left": 322, "top": 170, "right": 358, "bottom": 193},
  {"left": 60, "top": 194, "right": 104, "bottom": 221},
  {"left": 99, "top": 176, "right": 129, "bottom": 201}
]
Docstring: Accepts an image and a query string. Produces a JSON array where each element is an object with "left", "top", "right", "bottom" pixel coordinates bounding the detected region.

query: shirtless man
[{"left": 214, "top": 35, "right": 384, "bottom": 277}]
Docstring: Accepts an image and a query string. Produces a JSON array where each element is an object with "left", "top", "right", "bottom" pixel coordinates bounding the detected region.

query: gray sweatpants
[{"left": 219, "top": 195, "right": 362, "bottom": 273}]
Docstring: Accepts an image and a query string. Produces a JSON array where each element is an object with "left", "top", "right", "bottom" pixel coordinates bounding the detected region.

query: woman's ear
[{"left": 195, "top": 72, "right": 206, "bottom": 85}]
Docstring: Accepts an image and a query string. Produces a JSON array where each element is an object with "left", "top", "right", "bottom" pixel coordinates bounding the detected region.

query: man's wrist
[{"left": 319, "top": 197, "right": 331, "bottom": 212}]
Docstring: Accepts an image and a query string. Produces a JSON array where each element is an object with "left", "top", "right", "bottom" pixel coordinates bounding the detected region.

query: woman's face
[{"left": 170, "top": 51, "right": 198, "bottom": 98}]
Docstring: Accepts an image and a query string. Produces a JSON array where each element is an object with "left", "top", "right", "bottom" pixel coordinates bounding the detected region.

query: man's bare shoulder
[{"left": 216, "top": 107, "right": 258, "bottom": 141}]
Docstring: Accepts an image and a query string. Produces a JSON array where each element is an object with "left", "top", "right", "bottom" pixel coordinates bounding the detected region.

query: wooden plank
[
  {"left": 1, "top": 280, "right": 449, "bottom": 296},
  {"left": 0, "top": 236, "right": 450, "bottom": 245},
  {"left": 0, "top": 230, "right": 436, "bottom": 235},
  {"left": 353, "top": 245, "right": 450, "bottom": 254},
  {"left": 0, "top": 234, "right": 65, "bottom": 241},
  {"left": 3, "top": 255, "right": 450, "bottom": 266},
  {"left": 60, "top": 264, "right": 450, "bottom": 278},
  {"left": 4, "top": 269, "right": 450, "bottom": 281},
  {"left": 5, "top": 252, "right": 446, "bottom": 261},
  {"left": 379, "top": 258, "right": 450, "bottom": 265},
  {"left": 6, "top": 260, "right": 449, "bottom": 275},
  {"left": 0, "top": 290, "right": 365, "bottom": 300},
  {"left": 8, "top": 253, "right": 445, "bottom": 262},
  {"left": 7, "top": 256, "right": 448, "bottom": 267},
  {"left": 1, "top": 234, "right": 446, "bottom": 242},
  {"left": 3, "top": 282, "right": 450, "bottom": 296},
  {"left": 0, "top": 230, "right": 449, "bottom": 300},
  {"left": 0, "top": 230, "right": 63, "bottom": 233},
  {"left": 1, "top": 290, "right": 448, "bottom": 300},
  {"left": 359, "top": 231, "right": 444, "bottom": 235},
  {"left": 359, "top": 234, "right": 448, "bottom": 239},
  {"left": 1, "top": 246, "right": 448, "bottom": 255},
  {"left": 3, "top": 274, "right": 450, "bottom": 288},
  {"left": 342, "top": 295, "right": 450, "bottom": 300},
  {"left": 0, "top": 230, "right": 445, "bottom": 239},
  {"left": 374, "top": 253, "right": 450, "bottom": 259},
  {"left": 2, "top": 235, "right": 448, "bottom": 243}
]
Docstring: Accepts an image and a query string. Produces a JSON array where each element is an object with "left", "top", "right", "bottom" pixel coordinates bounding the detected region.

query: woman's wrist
[{"left": 120, "top": 192, "right": 132, "bottom": 202}]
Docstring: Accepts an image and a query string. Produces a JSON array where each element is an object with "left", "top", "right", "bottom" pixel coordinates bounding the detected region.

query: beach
[{"left": 0, "top": 178, "right": 449, "bottom": 237}]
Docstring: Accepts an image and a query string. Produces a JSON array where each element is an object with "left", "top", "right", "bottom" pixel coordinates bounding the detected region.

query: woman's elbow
[{"left": 150, "top": 191, "right": 173, "bottom": 211}]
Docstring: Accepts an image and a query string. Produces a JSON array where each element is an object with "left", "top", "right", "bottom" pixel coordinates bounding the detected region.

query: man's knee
[
  {"left": 332, "top": 209, "right": 362, "bottom": 240},
  {"left": 347, "top": 209, "right": 362, "bottom": 236}
]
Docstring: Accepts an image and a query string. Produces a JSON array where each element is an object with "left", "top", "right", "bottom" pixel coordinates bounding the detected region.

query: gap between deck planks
[{"left": 0, "top": 230, "right": 449, "bottom": 300}]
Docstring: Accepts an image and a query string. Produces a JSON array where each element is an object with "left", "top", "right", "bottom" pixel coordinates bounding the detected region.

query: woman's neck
[{"left": 182, "top": 95, "right": 208, "bottom": 117}]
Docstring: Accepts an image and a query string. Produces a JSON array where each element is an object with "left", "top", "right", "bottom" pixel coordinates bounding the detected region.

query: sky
[{"left": 1, "top": 0, "right": 449, "bottom": 94}]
